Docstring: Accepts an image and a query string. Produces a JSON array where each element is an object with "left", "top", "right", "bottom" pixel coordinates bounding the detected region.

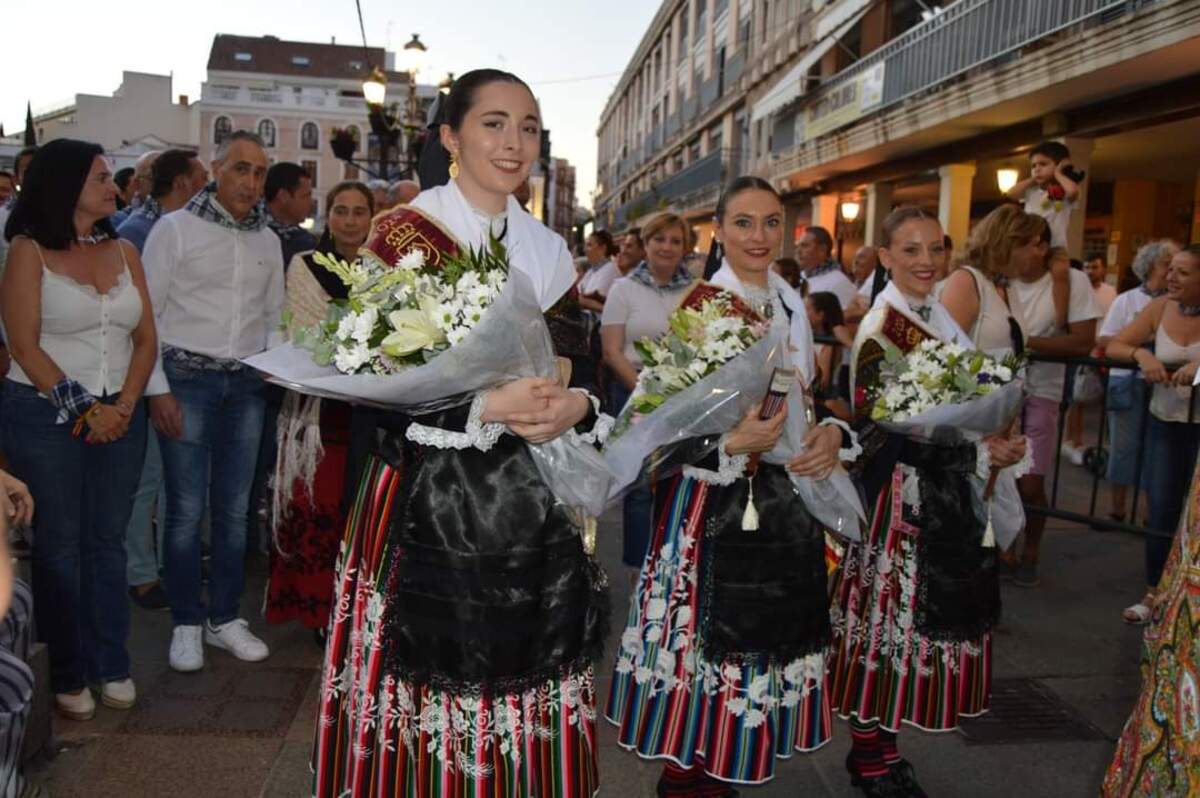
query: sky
[{"left": 0, "top": 0, "right": 659, "bottom": 208}]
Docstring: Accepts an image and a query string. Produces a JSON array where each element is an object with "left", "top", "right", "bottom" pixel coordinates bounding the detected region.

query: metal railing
[
  {"left": 1022, "top": 352, "right": 1195, "bottom": 541},
  {"left": 804, "top": 0, "right": 1159, "bottom": 137}
]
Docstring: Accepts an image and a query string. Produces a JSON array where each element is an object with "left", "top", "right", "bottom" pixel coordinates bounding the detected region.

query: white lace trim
[
  {"left": 974, "top": 435, "right": 1034, "bottom": 481},
  {"left": 682, "top": 435, "right": 749, "bottom": 485},
  {"left": 405, "top": 393, "right": 506, "bottom": 452},
  {"left": 568, "top": 388, "right": 615, "bottom": 445},
  {"left": 819, "top": 417, "right": 862, "bottom": 462}
]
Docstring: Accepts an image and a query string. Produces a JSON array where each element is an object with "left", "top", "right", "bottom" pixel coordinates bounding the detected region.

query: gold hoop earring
[{"left": 448, "top": 154, "right": 460, "bottom": 180}]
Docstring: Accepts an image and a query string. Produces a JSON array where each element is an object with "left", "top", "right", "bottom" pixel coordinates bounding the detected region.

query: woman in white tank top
[
  {"left": 0, "top": 140, "right": 158, "bottom": 725},
  {"left": 1107, "top": 245, "right": 1200, "bottom": 622}
]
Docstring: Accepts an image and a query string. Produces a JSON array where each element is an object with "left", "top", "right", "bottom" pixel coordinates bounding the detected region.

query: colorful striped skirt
[
  {"left": 606, "top": 475, "right": 832, "bottom": 787},
  {"left": 311, "top": 454, "right": 601, "bottom": 797},
  {"left": 829, "top": 465, "right": 992, "bottom": 732}
]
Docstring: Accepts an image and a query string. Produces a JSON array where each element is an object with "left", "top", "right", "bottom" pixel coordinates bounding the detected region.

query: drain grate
[{"left": 958, "top": 677, "right": 1108, "bottom": 745}]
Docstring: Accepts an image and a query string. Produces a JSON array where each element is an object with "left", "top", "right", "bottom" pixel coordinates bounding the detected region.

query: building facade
[
  {"left": 32, "top": 71, "right": 199, "bottom": 169},
  {"left": 598, "top": 0, "right": 1200, "bottom": 274},
  {"left": 197, "top": 34, "right": 437, "bottom": 222},
  {"left": 549, "top": 157, "right": 578, "bottom": 245}
]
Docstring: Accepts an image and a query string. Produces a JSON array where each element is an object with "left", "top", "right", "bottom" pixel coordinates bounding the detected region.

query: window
[
  {"left": 687, "top": 138, "right": 701, "bottom": 162},
  {"left": 292, "top": 55, "right": 311, "bottom": 67},
  {"left": 234, "top": 52, "right": 252, "bottom": 62},
  {"left": 213, "top": 115, "right": 232, "bottom": 144},
  {"left": 349, "top": 60, "right": 363, "bottom": 71},
  {"left": 301, "top": 159, "right": 318, "bottom": 189},
  {"left": 709, "top": 126, "right": 723, "bottom": 153},
  {"left": 257, "top": 119, "right": 276, "bottom": 147},
  {"left": 695, "top": 8, "right": 707, "bottom": 43},
  {"left": 300, "top": 121, "right": 320, "bottom": 150},
  {"left": 679, "top": 12, "right": 689, "bottom": 62}
]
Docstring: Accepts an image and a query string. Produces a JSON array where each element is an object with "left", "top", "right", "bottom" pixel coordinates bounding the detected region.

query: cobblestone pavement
[{"left": 29, "top": 454, "right": 1147, "bottom": 797}]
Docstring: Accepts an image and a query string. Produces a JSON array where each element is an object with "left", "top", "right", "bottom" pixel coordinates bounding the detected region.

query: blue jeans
[
  {"left": 611, "top": 380, "right": 654, "bottom": 567},
  {"left": 125, "top": 421, "right": 166, "bottom": 586},
  {"left": 1, "top": 379, "right": 144, "bottom": 692},
  {"left": 158, "top": 363, "right": 265, "bottom": 626},
  {"left": 1143, "top": 416, "right": 1200, "bottom": 588}
]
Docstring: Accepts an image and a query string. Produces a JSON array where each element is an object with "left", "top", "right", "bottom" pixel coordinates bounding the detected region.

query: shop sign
[{"left": 804, "top": 62, "right": 886, "bottom": 141}]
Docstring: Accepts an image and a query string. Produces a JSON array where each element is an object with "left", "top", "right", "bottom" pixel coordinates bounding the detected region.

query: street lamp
[
  {"left": 438, "top": 72, "right": 455, "bottom": 95},
  {"left": 840, "top": 199, "right": 861, "bottom": 222},
  {"left": 346, "top": 35, "right": 429, "bottom": 181}
]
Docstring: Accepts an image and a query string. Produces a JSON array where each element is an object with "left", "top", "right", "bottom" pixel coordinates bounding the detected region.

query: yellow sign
[{"left": 804, "top": 62, "right": 886, "bottom": 141}]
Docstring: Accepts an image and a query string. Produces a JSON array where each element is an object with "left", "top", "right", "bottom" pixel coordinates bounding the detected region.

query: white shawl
[
  {"left": 708, "top": 260, "right": 815, "bottom": 385},
  {"left": 410, "top": 180, "right": 575, "bottom": 311}
]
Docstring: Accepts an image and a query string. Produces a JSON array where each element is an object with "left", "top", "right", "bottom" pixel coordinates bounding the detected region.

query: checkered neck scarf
[
  {"left": 805, "top": 257, "right": 841, "bottom": 279},
  {"left": 137, "top": 196, "right": 164, "bottom": 223},
  {"left": 185, "top": 182, "right": 266, "bottom": 232},
  {"left": 266, "top": 210, "right": 305, "bottom": 241},
  {"left": 628, "top": 260, "right": 693, "bottom": 291}
]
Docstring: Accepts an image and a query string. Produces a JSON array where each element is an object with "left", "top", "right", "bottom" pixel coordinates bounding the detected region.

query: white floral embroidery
[{"left": 832, "top": 465, "right": 991, "bottom": 705}]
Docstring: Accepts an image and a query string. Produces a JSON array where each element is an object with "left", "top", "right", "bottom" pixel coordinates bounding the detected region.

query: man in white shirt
[
  {"left": 797, "top": 226, "right": 856, "bottom": 309},
  {"left": 143, "top": 131, "right": 284, "bottom": 672}
]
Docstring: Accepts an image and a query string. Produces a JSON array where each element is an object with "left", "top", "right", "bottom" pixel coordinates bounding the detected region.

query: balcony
[
  {"left": 200, "top": 84, "right": 387, "bottom": 113},
  {"left": 794, "top": 0, "right": 1163, "bottom": 142},
  {"left": 604, "top": 148, "right": 738, "bottom": 229}
]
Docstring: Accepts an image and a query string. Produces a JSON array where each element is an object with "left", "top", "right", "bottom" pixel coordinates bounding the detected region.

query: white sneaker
[
  {"left": 1060, "top": 442, "right": 1085, "bottom": 466},
  {"left": 169, "top": 625, "right": 204, "bottom": 672},
  {"left": 100, "top": 678, "right": 137, "bottom": 709},
  {"left": 55, "top": 688, "right": 95, "bottom": 721},
  {"left": 204, "top": 618, "right": 269, "bottom": 662}
]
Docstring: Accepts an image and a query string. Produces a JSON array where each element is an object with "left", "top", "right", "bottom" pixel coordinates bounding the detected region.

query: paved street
[{"left": 28, "top": 454, "right": 1148, "bottom": 797}]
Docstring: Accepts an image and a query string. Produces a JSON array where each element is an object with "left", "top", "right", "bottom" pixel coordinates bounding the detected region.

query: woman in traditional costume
[
  {"left": 606, "top": 177, "right": 860, "bottom": 795},
  {"left": 833, "top": 207, "right": 1027, "bottom": 797},
  {"left": 311, "top": 70, "right": 610, "bottom": 798},
  {"left": 1104, "top": 452, "right": 1200, "bottom": 796},
  {"left": 265, "top": 181, "right": 374, "bottom": 635}
]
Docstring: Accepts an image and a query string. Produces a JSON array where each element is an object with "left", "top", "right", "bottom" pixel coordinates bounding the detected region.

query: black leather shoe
[
  {"left": 846, "top": 755, "right": 905, "bottom": 798},
  {"left": 888, "top": 759, "right": 929, "bottom": 798}
]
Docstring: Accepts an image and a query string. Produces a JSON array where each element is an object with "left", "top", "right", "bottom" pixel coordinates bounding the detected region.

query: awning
[{"left": 750, "top": 4, "right": 871, "bottom": 123}]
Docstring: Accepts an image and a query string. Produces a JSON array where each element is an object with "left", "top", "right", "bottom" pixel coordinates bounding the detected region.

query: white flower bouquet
[
  {"left": 865, "top": 338, "right": 1024, "bottom": 438},
  {"left": 245, "top": 234, "right": 610, "bottom": 516},
  {"left": 603, "top": 283, "right": 863, "bottom": 537},
  {"left": 856, "top": 331, "right": 1028, "bottom": 548},
  {"left": 610, "top": 286, "right": 770, "bottom": 440},
  {"left": 290, "top": 242, "right": 509, "bottom": 375}
]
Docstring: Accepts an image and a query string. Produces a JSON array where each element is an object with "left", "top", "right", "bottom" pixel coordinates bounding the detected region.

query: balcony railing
[
  {"left": 603, "top": 148, "right": 743, "bottom": 229},
  {"left": 200, "top": 85, "right": 396, "bottom": 112},
  {"left": 803, "top": 0, "right": 1160, "bottom": 137}
]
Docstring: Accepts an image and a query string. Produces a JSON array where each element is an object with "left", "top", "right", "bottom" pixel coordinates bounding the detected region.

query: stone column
[
  {"left": 938, "top": 163, "right": 977, "bottom": 251},
  {"left": 864, "top": 181, "right": 894, "bottom": 247}
]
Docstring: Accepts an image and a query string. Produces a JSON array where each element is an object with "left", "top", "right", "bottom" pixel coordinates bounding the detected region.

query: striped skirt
[
  {"left": 311, "top": 454, "right": 601, "bottom": 798},
  {"left": 606, "top": 476, "right": 832, "bottom": 787},
  {"left": 829, "top": 465, "right": 992, "bottom": 732}
]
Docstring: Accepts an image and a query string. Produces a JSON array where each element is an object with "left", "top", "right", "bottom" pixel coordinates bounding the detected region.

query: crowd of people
[{"left": 0, "top": 65, "right": 1196, "bottom": 798}]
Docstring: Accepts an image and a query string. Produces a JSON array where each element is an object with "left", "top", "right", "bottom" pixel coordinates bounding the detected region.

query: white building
[
  {"left": 33, "top": 71, "right": 199, "bottom": 168},
  {"left": 196, "top": 34, "right": 438, "bottom": 221}
]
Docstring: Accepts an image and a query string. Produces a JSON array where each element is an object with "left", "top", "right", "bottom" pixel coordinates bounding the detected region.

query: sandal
[{"left": 1123, "top": 594, "right": 1155, "bottom": 625}]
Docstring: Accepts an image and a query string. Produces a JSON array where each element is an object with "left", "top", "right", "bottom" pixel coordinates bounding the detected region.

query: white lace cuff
[
  {"left": 569, "top": 388, "right": 615, "bottom": 445},
  {"left": 819, "top": 417, "right": 862, "bottom": 462},
  {"left": 975, "top": 436, "right": 1034, "bottom": 481},
  {"left": 682, "top": 435, "right": 749, "bottom": 485},
  {"left": 405, "top": 393, "right": 506, "bottom": 452}
]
